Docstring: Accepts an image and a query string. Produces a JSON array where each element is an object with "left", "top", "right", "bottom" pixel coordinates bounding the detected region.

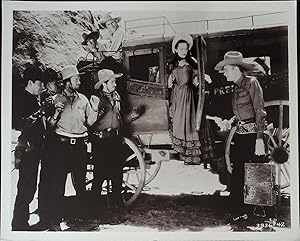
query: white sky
[{"left": 4, "top": 1, "right": 292, "bottom": 36}]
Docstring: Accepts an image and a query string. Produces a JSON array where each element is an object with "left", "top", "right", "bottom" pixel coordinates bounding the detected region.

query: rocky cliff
[{"left": 12, "top": 10, "right": 107, "bottom": 80}]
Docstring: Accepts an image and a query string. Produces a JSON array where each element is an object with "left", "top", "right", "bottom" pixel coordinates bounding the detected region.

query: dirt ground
[{"left": 10, "top": 160, "right": 289, "bottom": 233}]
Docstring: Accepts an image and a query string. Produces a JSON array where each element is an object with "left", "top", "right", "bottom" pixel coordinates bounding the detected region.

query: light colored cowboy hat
[
  {"left": 214, "top": 51, "right": 256, "bottom": 71},
  {"left": 60, "top": 65, "right": 84, "bottom": 81},
  {"left": 98, "top": 13, "right": 121, "bottom": 29},
  {"left": 94, "top": 69, "right": 123, "bottom": 89},
  {"left": 172, "top": 33, "right": 193, "bottom": 54},
  {"left": 81, "top": 31, "right": 100, "bottom": 45}
]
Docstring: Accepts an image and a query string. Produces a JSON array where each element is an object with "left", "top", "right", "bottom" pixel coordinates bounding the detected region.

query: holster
[{"left": 14, "top": 136, "right": 31, "bottom": 169}]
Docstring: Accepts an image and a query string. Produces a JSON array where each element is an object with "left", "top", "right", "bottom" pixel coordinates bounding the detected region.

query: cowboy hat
[
  {"left": 98, "top": 13, "right": 121, "bottom": 29},
  {"left": 94, "top": 69, "right": 123, "bottom": 89},
  {"left": 60, "top": 65, "right": 84, "bottom": 81},
  {"left": 22, "top": 65, "right": 45, "bottom": 84},
  {"left": 214, "top": 51, "right": 256, "bottom": 71},
  {"left": 172, "top": 33, "right": 193, "bottom": 54},
  {"left": 43, "top": 67, "right": 62, "bottom": 84},
  {"left": 81, "top": 31, "right": 100, "bottom": 45}
]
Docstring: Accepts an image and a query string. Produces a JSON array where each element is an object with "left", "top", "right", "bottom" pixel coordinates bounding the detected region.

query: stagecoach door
[{"left": 123, "top": 44, "right": 170, "bottom": 134}]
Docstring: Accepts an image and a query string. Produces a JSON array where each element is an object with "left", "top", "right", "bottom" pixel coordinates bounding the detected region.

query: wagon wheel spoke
[
  {"left": 268, "top": 145, "right": 275, "bottom": 151},
  {"left": 280, "top": 166, "right": 289, "bottom": 182},
  {"left": 269, "top": 135, "right": 278, "bottom": 148},
  {"left": 135, "top": 173, "right": 140, "bottom": 180},
  {"left": 125, "top": 153, "right": 137, "bottom": 162},
  {"left": 282, "top": 132, "right": 290, "bottom": 148},
  {"left": 282, "top": 162, "right": 290, "bottom": 178}
]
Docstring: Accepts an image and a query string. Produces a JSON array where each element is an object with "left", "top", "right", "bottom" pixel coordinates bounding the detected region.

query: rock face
[{"left": 13, "top": 10, "right": 107, "bottom": 80}]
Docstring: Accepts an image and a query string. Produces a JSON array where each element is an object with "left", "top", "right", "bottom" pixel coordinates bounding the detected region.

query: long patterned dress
[{"left": 168, "top": 62, "right": 201, "bottom": 164}]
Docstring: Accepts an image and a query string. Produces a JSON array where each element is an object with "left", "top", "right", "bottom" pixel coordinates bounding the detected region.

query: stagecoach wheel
[
  {"left": 122, "top": 137, "right": 146, "bottom": 206},
  {"left": 225, "top": 100, "right": 290, "bottom": 189},
  {"left": 264, "top": 100, "right": 290, "bottom": 189}
]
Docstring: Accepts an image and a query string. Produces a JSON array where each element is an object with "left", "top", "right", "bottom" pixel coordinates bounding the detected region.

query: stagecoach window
[{"left": 128, "top": 52, "right": 160, "bottom": 83}]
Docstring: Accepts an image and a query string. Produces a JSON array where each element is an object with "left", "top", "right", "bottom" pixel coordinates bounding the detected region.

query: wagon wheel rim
[
  {"left": 122, "top": 137, "right": 146, "bottom": 206},
  {"left": 225, "top": 100, "right": 290, "bottom": 190},
  {"left": 144, "top": 159, "right": 162, "bottom": 186}
]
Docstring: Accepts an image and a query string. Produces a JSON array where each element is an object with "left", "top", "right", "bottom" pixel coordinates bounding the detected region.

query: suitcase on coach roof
[{"left": 244, "top": 163, "right": 277, "bottom": 206}]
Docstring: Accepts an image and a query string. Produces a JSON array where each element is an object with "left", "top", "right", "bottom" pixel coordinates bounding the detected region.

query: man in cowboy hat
[
  {"left": 214, "top": 51, "right": 267, "bottom": 223},
  {"left": 98, "top": 13, "right": 125, "bottom": 62},
  {"left": 81, "top": 31, "right": 106, "bottom": 62},
  {"left": 88, "top": 69, "right": 141, "bottom": 210},
  {"left": 11, "top": 65, "right": 46, "bottom": 231},
  {"left": 38, "top": 65, "right": 99, "bottom": 229}
]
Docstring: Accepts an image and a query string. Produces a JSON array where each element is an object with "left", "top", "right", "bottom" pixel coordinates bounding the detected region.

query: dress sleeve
[{"left": 248, "top": 78, "right": 267, "bottom": 138}]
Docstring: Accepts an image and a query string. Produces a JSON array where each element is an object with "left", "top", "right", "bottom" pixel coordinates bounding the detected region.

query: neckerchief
[{"left": 104, "top": 91, "right": 121, "bottom": 112}]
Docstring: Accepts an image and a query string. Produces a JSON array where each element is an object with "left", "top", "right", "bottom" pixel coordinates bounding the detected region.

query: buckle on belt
[{"left": 70, "top": 138, "right": 76, "bottom": 145}]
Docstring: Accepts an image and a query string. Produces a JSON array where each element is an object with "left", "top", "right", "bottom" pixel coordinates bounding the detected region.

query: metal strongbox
[{"left": 244, "top": 163, "right": 277, "bottom": 206}]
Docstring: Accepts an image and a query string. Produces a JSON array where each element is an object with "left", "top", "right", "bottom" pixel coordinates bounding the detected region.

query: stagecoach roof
[{"left": 123, "top": 25, "right": 287, "bottom": 50}]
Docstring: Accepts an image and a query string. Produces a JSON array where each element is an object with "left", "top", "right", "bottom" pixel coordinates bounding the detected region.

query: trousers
[
  {"left": 12, "top": 137, "right": 42, "bottom": 230},
  {"left": 38, "top": 133, "right": 88, "bottom": 223},
  {"left": 229, "top": 133, "right": 256, "bottom": 215},
  {"left": 90, "top": 135, "right": 124, "bottom": 204}
]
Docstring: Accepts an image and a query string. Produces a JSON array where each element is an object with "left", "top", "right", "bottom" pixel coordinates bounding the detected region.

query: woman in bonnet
[{"left": 168, "top": 33, "right": 202, "bottom": 165}]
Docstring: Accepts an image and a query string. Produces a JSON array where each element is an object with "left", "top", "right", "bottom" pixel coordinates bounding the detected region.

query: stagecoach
[{"left": 75, "top": 13, "right": 290, "bottom": 209}]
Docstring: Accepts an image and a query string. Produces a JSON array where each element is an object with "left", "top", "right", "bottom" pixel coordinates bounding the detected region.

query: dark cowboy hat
[
  {"left": 43, "top": 68, "right": 61, "bottom": 84},
  {"left": 214, "top": 51, "right": 256, "bottom": 71},
  {"left": 98, "top": 13, "right": 121, "bottom": 29},
  {"left": 81, "top": 31, "right": 100, "bottom": 45},
  {"left": 22, "top": 65, "right": 45, "bottom": 85}
]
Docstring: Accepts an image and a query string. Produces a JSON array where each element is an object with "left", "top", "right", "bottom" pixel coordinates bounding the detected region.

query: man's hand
[
  {"left": 192, "top": 76, "right": 199, "bottom": 86},
  {"left": 54, "top": 102, "right": 64, "bottom": 114},
  {"left": 217, "top": 119, "right": 232, "bottom": 132},
  {"left": 255, "top": 138, "right": 265, "bottom": 156},
  {"left": 44, "top": 96, "right": 54, "bottom": 106},
  {"left": 131, "top": 107, "right": 141, "bottom": 120},
  {"left": 206, "top": 116, "right": 232, "bottom": 131},
  {"left": 90, "top": 95, "right": 100, "bottom": 111}
]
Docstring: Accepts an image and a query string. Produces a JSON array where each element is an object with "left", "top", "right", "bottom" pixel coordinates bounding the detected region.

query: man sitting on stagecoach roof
[
  {"left": 98, "top": 13, "right": 126, "bottom": 63},
  {"left": 81, "top": 30, "right": 105, "bottom": 62},
  {"left": 89, "top": 69, "right": 141, "bottom": 209},
  {"left": 214, "top": 51, "right": 267, "bottom": 222}
]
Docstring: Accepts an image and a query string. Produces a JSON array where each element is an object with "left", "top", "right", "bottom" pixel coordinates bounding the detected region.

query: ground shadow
[{"left": 61, "top": 192, "right": 290, "bottom": 232}]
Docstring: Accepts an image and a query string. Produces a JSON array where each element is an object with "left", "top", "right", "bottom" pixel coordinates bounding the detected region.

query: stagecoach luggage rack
[{"left": 244, "top": 163, "right": 277, "bottom": 207}]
